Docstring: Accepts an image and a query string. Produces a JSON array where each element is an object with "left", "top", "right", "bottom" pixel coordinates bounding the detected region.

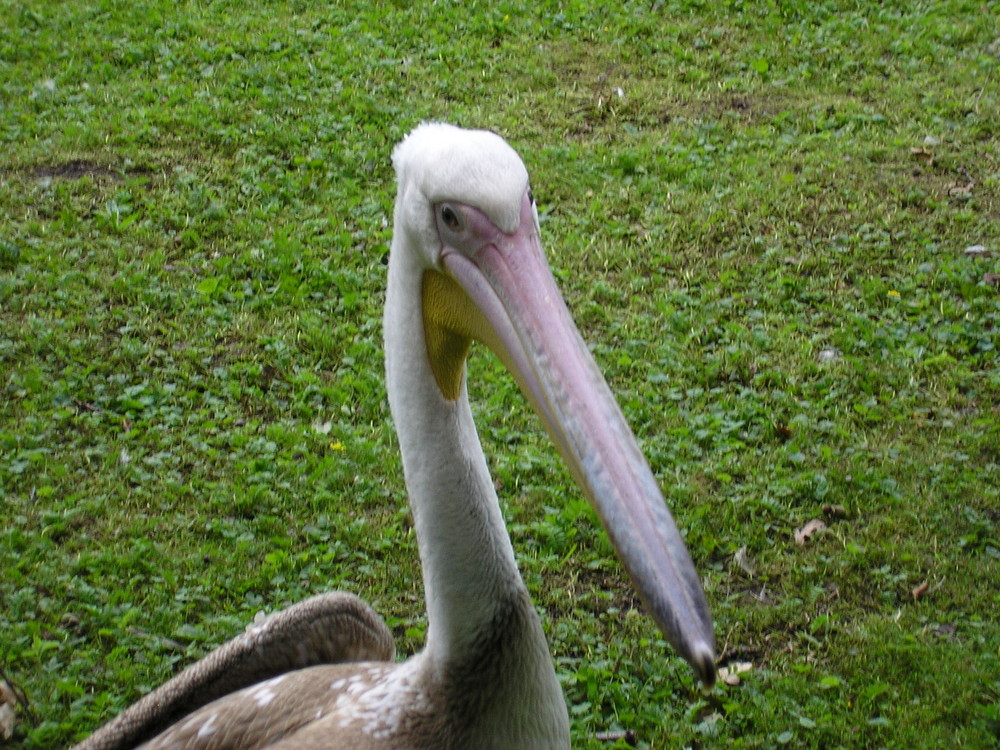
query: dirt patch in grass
[
  {"left": 0, "top": 160, "right": 158, "bottom": 183},
  {"left": 543, "top": 38, "right": 794, "bottom": 137},
  {"left": 32, "top": 160, "right": 124, "bottom": 181}
]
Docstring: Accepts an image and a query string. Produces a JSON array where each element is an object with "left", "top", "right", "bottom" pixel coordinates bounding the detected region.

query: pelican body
[{"left": 73, "top": 124, "right": 714, "bottom": 750}]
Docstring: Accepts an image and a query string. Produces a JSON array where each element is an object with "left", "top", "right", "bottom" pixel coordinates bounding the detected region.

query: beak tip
[{"left": 689, "top": 640, "right": 717, "bottom": 689}]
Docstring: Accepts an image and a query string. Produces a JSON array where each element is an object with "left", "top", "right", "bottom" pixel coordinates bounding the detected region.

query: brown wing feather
[{"left": 73, "top": 593, "right": 394, "bottom": 750}]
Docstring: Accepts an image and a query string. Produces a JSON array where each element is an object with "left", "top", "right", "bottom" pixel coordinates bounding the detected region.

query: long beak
[{"left": 439, "top": 194, "right": 716, "bottom": 686}]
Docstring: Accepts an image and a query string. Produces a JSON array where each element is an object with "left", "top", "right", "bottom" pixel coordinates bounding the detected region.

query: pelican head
[{"left": 388, "top": 123, "right": 716, "bottom": 686}]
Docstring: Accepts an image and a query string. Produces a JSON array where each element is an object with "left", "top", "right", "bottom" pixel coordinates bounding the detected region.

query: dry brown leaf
[
  {"left": 822, "top": 503, "right": 847, "bottom": 517},
  {"left": 912, "top": 580, "right": 930, "bottom": 600},
  {"left": 983, "top": 273, "right": 1000, "bottom": 290},
  {"left": 794, "top": 519, "right": 827, "bottom": 546}
]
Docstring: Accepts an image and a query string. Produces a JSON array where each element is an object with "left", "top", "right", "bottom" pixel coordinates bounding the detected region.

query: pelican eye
[{"left": 440, "top": 205, "right": 461, "bottom": 231}]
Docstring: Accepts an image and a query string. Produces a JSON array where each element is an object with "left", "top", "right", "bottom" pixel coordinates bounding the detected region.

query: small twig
[{"left": 73, "top": 398, "right": 101, "bottom": 413}]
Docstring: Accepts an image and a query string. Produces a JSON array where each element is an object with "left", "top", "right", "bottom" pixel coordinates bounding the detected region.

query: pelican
[{"left": 73, "top": 123, "right": 714, "bottom": 750}]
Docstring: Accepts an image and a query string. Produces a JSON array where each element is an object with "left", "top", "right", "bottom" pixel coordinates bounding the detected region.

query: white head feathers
[{"left": 392, "top": 123, "right": 529, "bottom": 234}]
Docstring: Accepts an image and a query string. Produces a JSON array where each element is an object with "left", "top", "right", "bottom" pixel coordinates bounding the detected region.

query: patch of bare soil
[
  {"left": 1, "top": 160, "right": 157, "bottom": 183},
  {"left": 32, "top": 160, "right": 123, "bottom": 180}
]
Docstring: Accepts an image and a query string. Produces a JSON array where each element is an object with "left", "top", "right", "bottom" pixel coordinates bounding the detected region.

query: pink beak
[{"left": 440, "top": 192, "right": 716, "bottom": 686}]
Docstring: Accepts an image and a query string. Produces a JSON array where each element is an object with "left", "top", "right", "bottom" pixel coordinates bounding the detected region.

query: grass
[{"left": 1, "top": 0, "right": 998, "bottom": 747}]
